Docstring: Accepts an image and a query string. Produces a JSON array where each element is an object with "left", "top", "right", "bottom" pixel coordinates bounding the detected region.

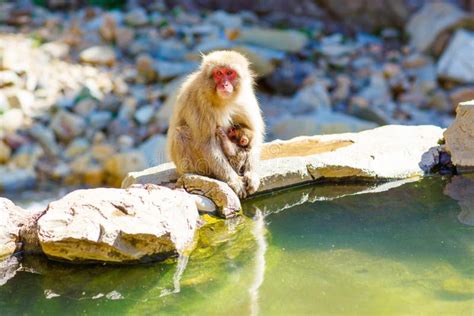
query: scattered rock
[
  {"left": 155, "top": 39, "right": 187, "bottom": 61},
  {"left": 154, "top": 76, "right": 185, "bottom": 129},
  {"left": 155, "top": 61, "right": 197, "bottom": 81},
  {"left": 428, "top": 90, "right": 452, "bottom": 112},
  {"left": 104, "top": 151, "right": 147, "bottom": 186},
  {"left": 291, "top": 82, "right": 331, "bottom": 114},
  {"left": 37, "top": 186, "right": 199, "bottom": 263},
  {"left": 437, "top": 29, "right": 474, "bottom": 83},
  {"left": 136, "top": 54, "right": 157, "bottom": 83},
  {"left": 233, "top": 46, "right": 276, "bottom": 77},
  {"left": 270, "top": 110, "right": 377, "bottom": 140},
  {"left": 0, "top": 198, "right": 29, "bottom": 259},
  {"left": 449, "top": 86, "right": 474, "bottom": 108},
  {"left": 80, "top": 46, "right": 116, "bottom": 66},
  {"left": 419, "top": 146, "right": 440, "bottom": 172},
  {"left": 134, "top": 105, "right": 155, "bottom": 125},
  {"left": 0, "top": 109, "right": 24, "bottom": 132},
  {"left": 177, "top": 174, "right": 241, "bottom": 218},
  {"left": 124, "top": 8, "right": 148, "bottom": 27},
  {"left": 88, "top": 111, "right": 113, "bottom": 130},
  {"left": 263, "top": 61, "right": 312, "bottom": 95},
  {"left": 444, "top": 100, "right": 474, "bottom": 171},
  {"left": 208, "top": 10, "right": 242, "bottom": 29},
  {"left": 138, "top": 134, "right": 168, "bottom": 167},
  {"left": 40, "top": 41, "right": 70, "bottom": 59},
  {"left": 0, "top": 71, "right": 20, "bottom": 88},
  {"left": 406, "top": 2, "right": 472, "bottom": 53},
  {"left": 116, "top": 27, "right": 135, "bottom": 49},
  {"left": 0, "top": 141, "right": 12, "bottom": 164},
  {"left": 235, "top": 28, "right": 308, "bottom": 52},
  {"left": 50, "top": 110, "right": 86, "bottom": 142},
  {"left": 30, "top": 124, "right": 59, "bottom": 158},
  {"left": 0, "top": 168, "right": 36, "bottom": 191}
]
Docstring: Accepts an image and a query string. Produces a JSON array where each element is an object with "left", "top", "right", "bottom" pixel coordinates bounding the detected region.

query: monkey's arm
[
  {"left": 216, "top": 128, "right": 238, "bottom": 157},
  {"left": 201, "top": 136, "right": 247, "bottom": 197},
  {"left": 231, "top": 101, "right": 265, "bottom": 194}
]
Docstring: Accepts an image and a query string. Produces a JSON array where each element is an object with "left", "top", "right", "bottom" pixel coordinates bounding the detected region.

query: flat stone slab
[
  {"left": 37, "top": 185, "right": 199, "bottom": 263},
  {"left": 123, "top": 125, "right": 445, "bottom": 194}
]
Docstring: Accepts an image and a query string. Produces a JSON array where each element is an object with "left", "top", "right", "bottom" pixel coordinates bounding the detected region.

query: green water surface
[{"left": 1, "top": 176, "right": 473, "bottom": 315}]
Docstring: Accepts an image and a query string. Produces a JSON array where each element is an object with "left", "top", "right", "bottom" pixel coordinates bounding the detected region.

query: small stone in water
[
  {"left": 44, "top": 289, "right": 60, "bottom": 299},
  {"left": 105, "top": 290, "right": 124, "bottom": 300}
]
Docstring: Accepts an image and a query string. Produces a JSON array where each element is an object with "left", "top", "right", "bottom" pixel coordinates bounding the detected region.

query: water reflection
[
  {"left": 444, "top": 174, "right": 474, "bottom": 226},
  {"left": 244, "top": 177, "right": 420, "bottom": 217},
  {"left": 249, "top": 209, "right": 267, "bottom": 316},
  {"left": 159, "top": 255, "right": 189, "bottom": 297},
  {"left": 2, "top": 176, "right": 473, "bottom": 315}
]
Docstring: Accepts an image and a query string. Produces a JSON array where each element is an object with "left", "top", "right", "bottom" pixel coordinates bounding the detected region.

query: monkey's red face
[{"left": 213, "top": 67, "right": 238, "bottom": 99}]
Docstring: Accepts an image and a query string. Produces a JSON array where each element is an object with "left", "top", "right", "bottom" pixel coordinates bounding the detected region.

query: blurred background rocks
[{"left": 0, "top": 0, "right": 474, "bottom": 191}]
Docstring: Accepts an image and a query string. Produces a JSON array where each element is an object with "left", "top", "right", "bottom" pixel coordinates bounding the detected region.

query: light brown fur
[
  {"left": 216, "top": 125, "right": 253, "bottom": 176},
  {"left": 166, "top": 50, "right": 265, "bottom": 198}
]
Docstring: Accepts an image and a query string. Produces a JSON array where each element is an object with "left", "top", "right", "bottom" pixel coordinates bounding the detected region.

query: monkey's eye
[
  {"left": 213, "top": 69, "right": 223, "bottom": 78},
  {"left": 226, "top": 70, "right": 236, "bottom": 78}
]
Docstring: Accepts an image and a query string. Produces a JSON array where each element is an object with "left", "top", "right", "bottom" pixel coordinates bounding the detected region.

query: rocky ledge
[
  {"left": 123, "top": 124, "right": 445, "bottom": 192},
  {"left": 4, "top": 104, "right": 474, "bottom": 265}
]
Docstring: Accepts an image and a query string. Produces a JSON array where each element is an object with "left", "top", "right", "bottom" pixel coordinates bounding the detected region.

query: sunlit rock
[
  {"left": 0, "top": 141, "right": 11, "bottom": 164},
  {"left": 0, "top": 168, "right": 36, "bottom": 192},
  {"left": 234, "top": 28, "right": 308, "bottom": 52},
  {"left": 177, "top": 174, "right": 241, "bottom": 218},
  {"left": 50, "top": 110, "right": 86, "bottom": 142},
  {"left": 444, "top": 100, "right": 474, "bottom": 171},
  {"left": 79, "top": 46, "right": 116, "bottom": 67},
  {"left": 437, "top": 30, "right": 474, "bottom": 83},
  {"left": 269, "top": 110, "right": 377, "bottom": 140},
  {"left": 123, "top": 125, "right": 444, "bottom": 195},
  {"left": 104, "top": 151, "right": 147, "bottom": 187},
  {"left": 124, "top": 7, "right": 148, "bottom": 27},
  {"left": 406, "top": 2, "right": 473, "bottom": 53},
  {"left": 37, "top": 186, "right": 199, "bottom": 263},
  {"left": 0, "top": 198, "right": 30, "bottom": 259}
]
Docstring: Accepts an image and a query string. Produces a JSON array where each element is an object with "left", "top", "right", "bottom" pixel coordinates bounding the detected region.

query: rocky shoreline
[{"left": 1, "top": 99, "right": 474, "bottom": 266}]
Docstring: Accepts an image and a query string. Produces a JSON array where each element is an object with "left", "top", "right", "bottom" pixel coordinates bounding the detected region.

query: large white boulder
[
  {"left": 37, "top": 185, "right": 199, "bottom": 263},
  {"left": 0, "top": 198, "right": 30, "bottom": 259}
]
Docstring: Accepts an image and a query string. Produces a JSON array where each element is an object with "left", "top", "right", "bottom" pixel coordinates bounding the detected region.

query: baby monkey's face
[{"left": 227, "top": 126, "right": 251, "bottom": 148}]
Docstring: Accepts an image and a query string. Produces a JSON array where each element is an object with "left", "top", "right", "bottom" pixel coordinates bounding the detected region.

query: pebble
[
  {"left": 50, "top": 111, "right": 86, "bottom": 142},
  {"left": 0, "top": 141, "right": 11, "bottom": 164},
  {"left": 80, "top": 46, "right": 116, "bottom": 66}
]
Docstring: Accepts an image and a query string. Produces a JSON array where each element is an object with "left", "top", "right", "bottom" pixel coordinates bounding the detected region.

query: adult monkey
[{"left": 167, "top": 50, "right": 264, "bottom": 198}]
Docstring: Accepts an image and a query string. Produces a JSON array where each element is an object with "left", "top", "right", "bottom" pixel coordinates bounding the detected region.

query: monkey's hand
[
  {"left": 215, "top": 126, "right": 226, "bottom": 139},
  {"left": 228, "top": 175, "right": 247, "bottom": 199},
  {"left": 244, "top": 171, "right": 260, "bottom": 195}
]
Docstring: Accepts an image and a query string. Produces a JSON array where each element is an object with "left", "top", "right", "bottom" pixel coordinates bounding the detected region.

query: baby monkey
[{"left": 216, "top": 124, "right": 254, "bottom": 176}]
